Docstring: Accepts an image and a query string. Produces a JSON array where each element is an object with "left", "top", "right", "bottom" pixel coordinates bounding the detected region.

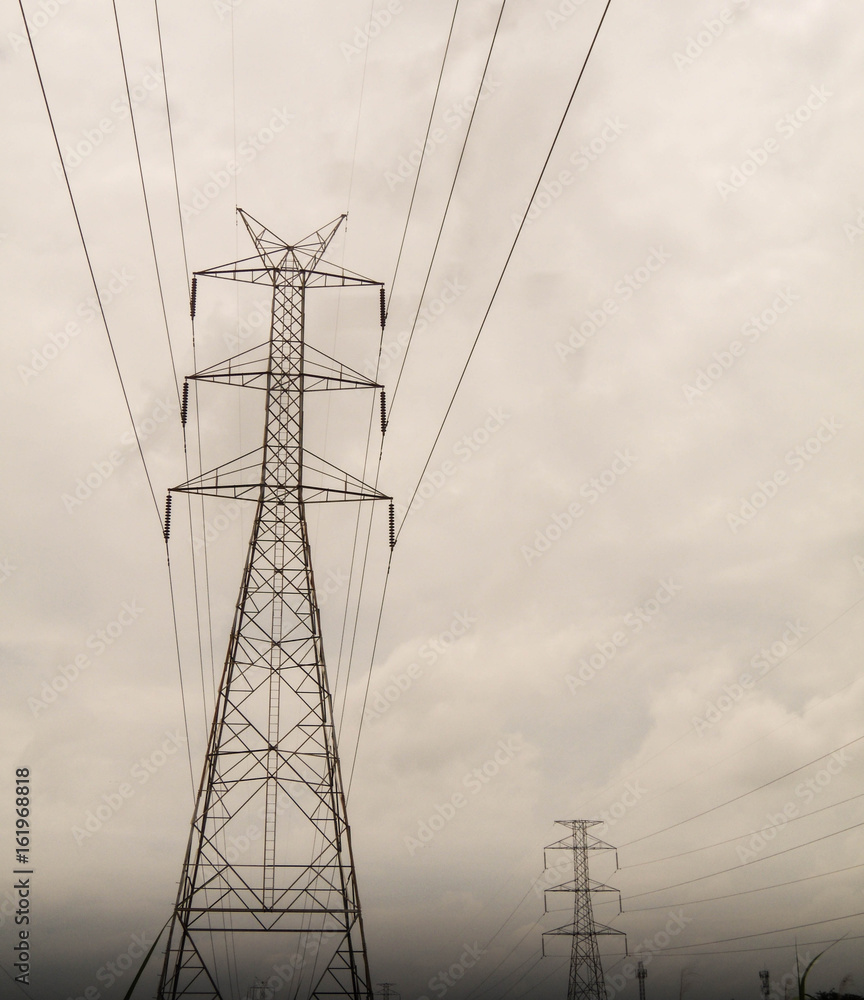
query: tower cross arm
[{"left": 194, "top": 259, "right": 381, "bottom": 289}]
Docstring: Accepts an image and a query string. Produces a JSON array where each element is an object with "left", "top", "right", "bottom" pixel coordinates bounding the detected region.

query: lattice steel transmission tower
[
  {"left": 157, "top": 211, "right": 388, "bottom": 1000},
  {"left": 542, "top": 820, "right": 626, "bottom": 1000}
]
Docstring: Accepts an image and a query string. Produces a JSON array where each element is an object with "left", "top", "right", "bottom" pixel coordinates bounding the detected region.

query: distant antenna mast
[{"left": 542, "top": 820, "right": 626, "bottom": 1000}]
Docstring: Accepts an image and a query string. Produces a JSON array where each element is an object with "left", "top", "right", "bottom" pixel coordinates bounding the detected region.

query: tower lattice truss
[
  {"left": 543, "top": 820, "right": 626, "bottom": 1000},
  {"left": 158, "top": 211, "right": 387, "bottom": 1000}
]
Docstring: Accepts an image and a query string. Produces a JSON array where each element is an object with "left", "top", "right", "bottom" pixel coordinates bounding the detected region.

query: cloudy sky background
[{"left": 3, "top": 0, "right": 864, "bottom": 997}]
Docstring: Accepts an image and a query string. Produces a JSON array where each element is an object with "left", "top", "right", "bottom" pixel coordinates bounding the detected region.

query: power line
[
  {"left": 462, "top": 913, "right": 545, "bottom": 1000},
  {"left": 658, "top": 911, "right": 863, "bottom": 953},
  {"left": 506, "top": 957, "right": 568, "bottom": 1000},
  {"left": 626, "top": 790, "right": 864, "bottom": 868},
  {"left": 626, "top": 818, "right": 863, "bottom": 902},
  {"left": 153, "top": 0, "right": 223, "bottom": 738},
  {"left": 346, "top": 548, "right": 394, "bottom": 797},
  {"left": 388, "top": 0, "right": 462, "bottom": 311},
  {"left": 640, "top": 932, "right": 864, "bottom": 959},
  {"left": 17, "top": 0, "right": 162, "bottom": 527},
  {"left": 467, "top": 949, "right": 545, "bottom": 1000},
  {"left": 153, "top": 0, "right": 191, "bottom": 294},
  {"left": 395, "top": 0, "right": 615, "bottom": 542},
  {"left": 20, "top": 0, "right": 199, "bottom": 796},
  {"left": 620, "top": 733, "right": 864, "bottom": 849},
  {"left": 110, "top": 0, "right": 182, "bottom": 404},
  {"left": 625, "top": 861, "right": 864, "bottom": 914},
  {"left": 574, "top": 593, "right": 864, "bottom": 822},
  {"left": 388, "top": 0, "right": 507, "bottom": 417}
]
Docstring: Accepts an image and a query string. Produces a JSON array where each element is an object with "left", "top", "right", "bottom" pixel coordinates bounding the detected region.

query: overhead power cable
[
  {"left": 626, "top": 818, "right": 863, "bottom": 902},
  {"left": 153, "top": 0, "right": 191, "bottom": 295},
  {"left": 395, "top": 0, "right": 615, "bottom": 542},
  {"left": 657, "top": 911, "right": 862, "bottom": 953},
  {"left": 621, "top": 733, "right": 863, "bottom": 849},
  {"left": 634, "top": 932, "right": 864, "bottom": 958},
  {"left": 152, "top": 0, "right": 224, "bottom": 720},
  {"left": 574, "top": 592, "right": 864, "bottom": 822},
  {"left": 388, "top": 0, "right": 461, "bottom": 312},
  {"left": 19, "top": 0, "right": 198, "bottom": 791},
  {"left": 110, "top": 0, "right": 182, "bottom": 405},
  {"left": 461, "top": 912, "right": 545, "bottom": 1000},
  {"left": 625, "top": 860, "right": 864, "bottom": 913},
  {"left": 388, "top": 0, "right": 507, "bottom": 417},
  {"left": 17, "top": 0, "right": 161, "bottom": 527},
  {"left": 627, "top": 790, "right": 864, "bottom": 868}
]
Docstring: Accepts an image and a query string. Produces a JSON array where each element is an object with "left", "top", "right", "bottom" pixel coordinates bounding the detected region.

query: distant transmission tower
[
  {"left": 542, "top": 820, "right": 626, "bottom": 1000},
  {"left": 759, "top": 970, "right": 770, "bottom": 1000},
  {"left": 157, "top": 211, "right": 389, "bottom": 999},
  {"left": 637, "top": 959, "right": 646, "bottom": 1000}
]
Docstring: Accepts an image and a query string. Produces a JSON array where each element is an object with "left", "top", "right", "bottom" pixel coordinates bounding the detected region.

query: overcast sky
[{"left": 3, "top": 1, "right": 864, "bottom": 998}]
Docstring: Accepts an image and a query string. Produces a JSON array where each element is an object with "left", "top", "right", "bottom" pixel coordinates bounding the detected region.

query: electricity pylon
[
  {"left": 542, "top": 820, "right": 626, "bottom": 1000},
  {"left": 157, "top": 211, "right": 388, "bottom": 1000}
]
